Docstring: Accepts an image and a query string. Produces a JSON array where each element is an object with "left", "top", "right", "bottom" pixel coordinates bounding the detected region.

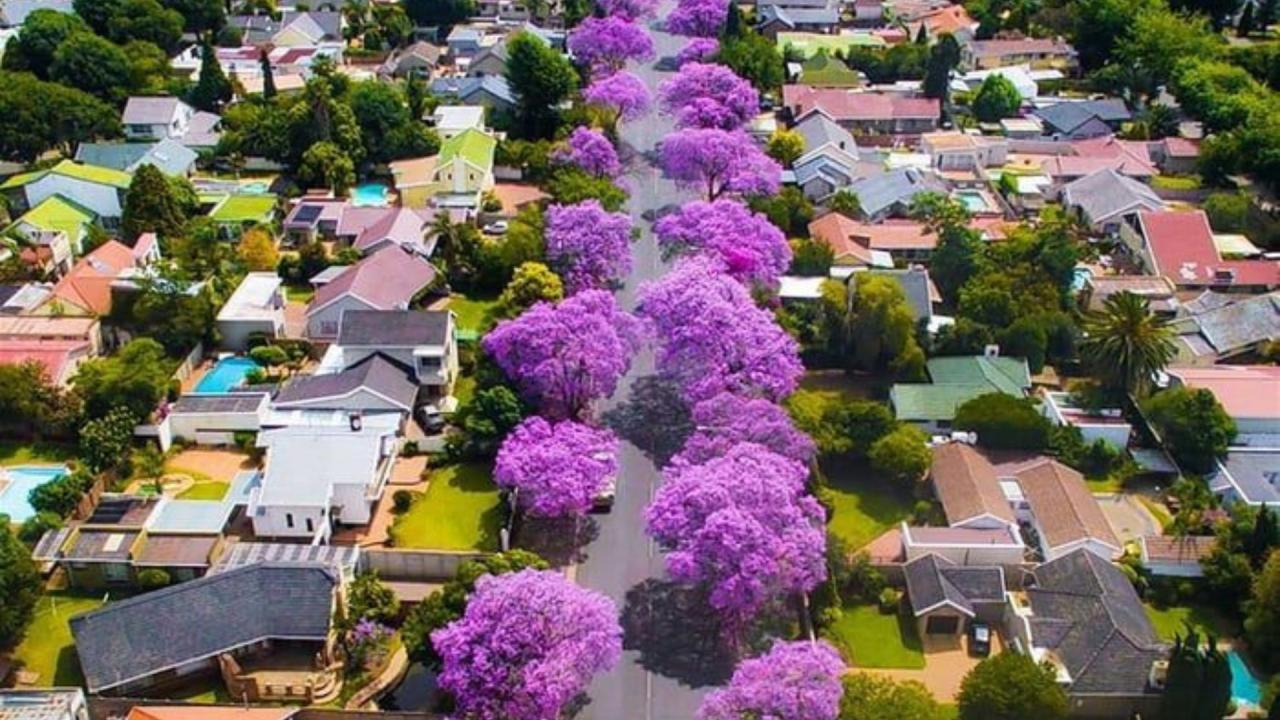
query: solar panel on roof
[{"left": 294, "top": 204, "right": 323, "bottom": 224}]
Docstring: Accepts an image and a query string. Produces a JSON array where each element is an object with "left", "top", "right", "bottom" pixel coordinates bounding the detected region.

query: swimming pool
[
  {"left": 352, "top": 182, "right": 391, "bottom": 207},
  {"left": 1227, "top": 649, "right": 1263, "bottom": 707},
  {"left": 239, "top": 180, "right": 271, "bottom": 194},
  {"left": 954, "top": 189, "right": 996, "bottom": 213},
  {"left": 194, "top": 357, "right": 261, "bottom": 393},
  {"left": 0, "top": 466, "right": 69, "bottom": 522}
]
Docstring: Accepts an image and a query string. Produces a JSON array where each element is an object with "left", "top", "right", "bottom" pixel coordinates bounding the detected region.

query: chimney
[{"left": 983, "top": 344, "right": 1000, "bottom": 358}]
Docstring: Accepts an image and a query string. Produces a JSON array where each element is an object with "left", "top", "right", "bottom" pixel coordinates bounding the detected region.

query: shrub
[
  {"left": 868, "top": 425, "right": 932, "bottom": 484},
  {"left": 137, "top": 568, "right": 171, "bottom": 588},
  {"left": 401, "top": 441, "right": 420, "bottom": 457},
  {"left": 18, "top": 511, "right": 63, "bottom": 545},
  {"left": 878, "top": 587, "right": 902, "bottom": 614},
  {"left": 28, "top": 469, "right": 94, "bottom": 517},
  {"left": 1142, "top": 387, "right": 1237, "bottom": 473},
  {"left": 954, "top": 393, "right": 1051, "bottom": 450},
  {"left": 393, "top": 489, "right": 414, "bottom": 513}
]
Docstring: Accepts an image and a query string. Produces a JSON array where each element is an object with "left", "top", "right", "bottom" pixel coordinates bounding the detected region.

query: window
[
  {"left": 305, "top": 518, "right": 314, "bottom": 533},
  {"left": 104, "top": 563, "right": 130, "bottom": 582},
  {"left": 286, "top": 512, "right": 294, "bottom": 528}
]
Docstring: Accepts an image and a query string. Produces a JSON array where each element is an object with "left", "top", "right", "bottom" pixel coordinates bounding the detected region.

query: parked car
[
  {"left": 592, "top": 476, "right": 617, "bottom": 512},
  {"left": 482, "top": 221, "right": 508, "bottom": 235},
  {"left": 969, "top": 622, "right": 991, "bottom": 657},
  {"left": 416, "top": 404, "right": 446, "bottom": 434}
]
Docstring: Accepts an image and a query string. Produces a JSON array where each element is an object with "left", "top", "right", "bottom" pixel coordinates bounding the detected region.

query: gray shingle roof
[
  {"left": 273, "top": 353, "right": 418, "bottom": 411},
  {"left": 1187, "top": 292, "right": 1280, "bottom": 355},
  {"left": 1212, "top": 448, "right": 1280, "bottom": 505},
  {"left": 71, "top": 563, "right": 337, "bottom": 693},
  {"left": 0, "top": 0, "right": 73, "bottom": 27},
  {"left": 122, "top": 97, "right": 187, "bottom": 126},
  {"left": 429, "top": 76, "right": 515, "bottom": 106},
  {"left": 1027, "top": 549, "right": 1165, "bottom": 696},
  {"left": 76, "top": 139, "right": 198, "bottom": 176},
  {"left": 1061, "top": 168, "right": 1162, "bottom": 223},
  {"left": 904, "top": 553, "right": 1004, "bottom": 616},
  {"left": 338, "top": 309, "right": 450, "bottom": 347},
  {"left": 1034, "top": 100, "right": 1131, "bottom": 133},
  {"left": 847, "top": 168, "right": 945, "bottom": 219},
  {"left": 795, "top": 112, "right": 857, "bottom": 156}
]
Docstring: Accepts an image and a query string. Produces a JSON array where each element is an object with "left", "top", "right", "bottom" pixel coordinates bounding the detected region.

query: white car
[
  {"left": 482, "top": 221, "right": 508, "bottom": 235},
  {"left": 593, "top": 476, "right": 617, "bottom": 512}
]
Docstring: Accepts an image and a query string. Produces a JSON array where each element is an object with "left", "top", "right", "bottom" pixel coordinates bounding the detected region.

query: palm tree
[{"left": 1081, "top": 291, "right": 1176, "bottom": 397}]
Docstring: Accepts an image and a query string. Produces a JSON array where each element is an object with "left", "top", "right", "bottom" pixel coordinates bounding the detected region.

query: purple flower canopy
[
  {"left": 659, "top": 62, "right": 759, "bottom": 130},
  {"left": 584, "top": 70, "right": 652, "bottom": 123},
  {"left": 659, "top": 128, "right": 781, "bottom": 200},
  {"left": 553, "top": 125, "right": 622, "bottom": 178},
  {"left": 495, "top": 416, "right": 620, "bottom": 517},
  {"left": 676, "top": 37, "right": 720, "bottom": 67},
  {"left": 674, "top": 392, "right": 816, "bottom": 467},
  {"left": 545, "top": 199, "right": 634, "bottom": 294},
  {"left": 568, "top": 15, "right": 655, "bottom": 73},
  {"left": 432, "top": 569, "right": 623, "bottom": 720},
  {"left": 667, "top": 0, "right": 729, "bottom": 36},
  {"left": 698, "top": 640, "right": 845, "bottom": 720},
  {"left": 654, "top": 198, "right": 791, "bottom": 285}
]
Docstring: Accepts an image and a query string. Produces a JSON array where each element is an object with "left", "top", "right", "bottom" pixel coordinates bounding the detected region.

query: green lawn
[
  {"left": 285, "top": 282, "right": 315, "bottom": 303},
  {"left": 822, "top": 605, "right": 926, "bottom": 669},
  {"left": 0, "top": 441, "right": 76, "bottom": 466},
  {"left": 12, "top": 594, "right": 105, "bottom": 687},
  {"left": 390, "top": 462, "right": 501, "bottom": 550},
  {"left": 1151, "top": 174, "right": 1203, "bottom": 190},
  {"left": 178, "top": 481, "right": 230, "bottom": 500},
  {"left": 820, "top": 459, "right": 916, "bottom": 550},
  {"left": 453, "top": 373, "right": 477, "bottom": 409},
  {"left": 1139, "top": 497, "right": 1174, "bottom": 530},
  {"left": 1144, "top": 602, "right": 1236, "bottom": 642},
  {"left": 446, "top": 294, "right": 499, "bottom": 335}
]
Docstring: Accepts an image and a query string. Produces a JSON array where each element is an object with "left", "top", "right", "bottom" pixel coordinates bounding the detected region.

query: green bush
[
  {"left": 137, "top": 568, "right": 171, "bottom": 588},
  {"left": 401, "top": 441, "right": 420, "bottom": 457},
  {"left": 1143, "top": 387, "right": 1237, "bottom": 473},
  {"left": 954, "top": 393, "right": 1051, "bottom": 450},
  {"left": 393, "top": 489, "right": 414, "bottom": 514},
  {"left": 18, "top": 511, "right": 63, "bottom": 545},
  {"left": 878, "top": 587, "right": 902, "bottom": 614},
  {"left": 28, "top": 469, "right": 94, "bottom": 517}
]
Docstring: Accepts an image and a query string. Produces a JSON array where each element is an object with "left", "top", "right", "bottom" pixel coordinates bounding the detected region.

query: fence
[
  {"left": 70, "top": 474, "right": 111, "bottom": 522},
  {"left": 360, "top": 548, "right": 489, "bottom": 581},
  {"left": 171, "top": 342, "right": 206, "bottom": 385}
]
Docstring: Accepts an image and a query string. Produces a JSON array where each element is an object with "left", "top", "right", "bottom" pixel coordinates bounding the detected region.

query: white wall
[
  {"left": 904, "top": 542, "right": 1024, "bottom": 566},
  {"left": 308, "top": 295, "right": 376, "bottom": 340},
  {"left": 169, "top": 405, "right": 266, "bottom": 443},
  {"left": 333, "top": 482, "right": 373, "bottom": 524},
  {"left": 218, "top": 317, "right": 284, "bottom": 352},
  {"left": 252, "top": 504, "right": 327, "bottom": 538}
]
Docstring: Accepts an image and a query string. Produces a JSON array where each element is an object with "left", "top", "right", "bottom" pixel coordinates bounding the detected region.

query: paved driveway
[
  {"left": 862, "top": 634, "right": 1004, "bottom": 702},
  {"left": 1095, "top": 492, "right": 1161, "bottom": 544}
]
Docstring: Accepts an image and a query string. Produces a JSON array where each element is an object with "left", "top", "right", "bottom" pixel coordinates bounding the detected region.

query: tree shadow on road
[
  {"left": 621, "top": 578, "right": 735, "bottom": 687},
  {"left": 602, "top": 375, "right": 693, "bottom": 466},
  {"left": 516, "top": 515, "right": 600, "bottom": 569}
]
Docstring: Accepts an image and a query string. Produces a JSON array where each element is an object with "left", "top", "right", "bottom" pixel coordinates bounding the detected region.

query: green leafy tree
[
  {"left": 50, "top": 32, "right": 132, "bottom": 104},
  {"left": 1118, "top": 6, "right": 1222, "bottom": 89},
  {"left": 28, "top": 469, "right": 93, "bottom": 517},
  {"left": 546, "top": 167, "right": 627, "bottom": 212},
  {"left": 765, "top": 129, "right": 805, "bottom": 166},
  {"left": 840, "top": 673, "right": 948, "bottom": 720},
  {"left": 74, "top": 0, "right": 124, "bottom": 34},
  {"left": 1203, "top": 192, "right": 1250, "bottom": 232},
  {"left": 972, "top": 74, "right": 1022, "bottom": 122},
  {"left": 810, "top": 400, "right": 896, "bottom": 458},
  {"left": 237, "top": 227, "right": 278, "bottom": 271},
  {"left": 345, "top": 571, "right": 400, "bottom": 624},
  {"left": 122, "top": 40, "right": 171, "bottom": 94},
  {"left": 189, "top": 39, "right": 232, "bottom": 111},
  {"left": 299, "top": 141, "right": 356, "bottom": 195},
  {"left": 495, "top": 262, "right": 563, "bottom": 320},
  {"left": 749, "top": 186, "right": 814, "bottom": 237},
  {"left": 912, "top": 193, "right": 979, "bottom": 303},
  {"left": 788, "top": 237, "right": 834, "bottom": 276},
  {"left": 1072, "top": 0, "right": 1163, "bottom": 71},
  {"left": 1247, "top": 552, "right": 1280, "bottom": 671},
  {"left": 349, "top": 80, "right": 413, "bottom": 163},
  {"left": 1143, "top": 387, "right": 1237, "bottom": 473},
  {"left": 107, "top": 0, "right": 185, "bottom": 53},
  {"left": 403, "top": 0, "right": 476, "bottom": 27},
  {"left": 122, "top": 164, "right": 187, "bottom": 241},
  {"left": 19, "top": 511, "right": 63, "bottom": 545},
  {"left": 843, "top": 274, "right": 927, "bottom": 379},
  {"left": 457, "top": 385, "right": 528, "bottom": 456},
  {"left": 161, "top": 0, "right": 225, "bottom": 33},
  {"left": 717, "top": 30, "right": 786, "bottom": 92},
  {"left": 957, "top": 653, "right": 1068, "bottom": 720},
  {"left": 868, "top": 425, "right": 932, "bottom": 484},
  {"left": 954, "top": 393, "right": 1051, "bottom": 450},
  {"left": 1161, "top": 630, "right": 1233, "bottom": 720},
  {"left": 0, "top": 71, "right": 120, "bottom": 162},
  {"left": 1081, "top": 291, "right": 1176, "bottom": 396},
  {"left": 0, "top": 521, "right": 40, "bottom": 647},
  {"left": 0, "top": 9, "right": 89, "bottom": 77},
  {"left": 73, "top": 338, "right": 171, "bottom": 420},
  {"left": 923, "top": 34, "right": 961, "bottom": 100},
  {"left": 827, "top": 191, "right": 863, "bottom": 218},
  {"left": 260, "top": 48, "right": 276, "bottom": 99},
  {"left": 505, "top": 31, "right": 578, "bottom": 139},
  {"left": 80, "top": 407, "right": 140, "bottom": 474}
]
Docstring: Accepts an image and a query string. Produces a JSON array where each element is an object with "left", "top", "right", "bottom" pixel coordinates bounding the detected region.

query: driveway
[
  {"left": 861, "top": 633, "right": 1004, "bottom": 702},
  {"left": 1095, "top": 492, "right": 1161, "bottom": 544}
]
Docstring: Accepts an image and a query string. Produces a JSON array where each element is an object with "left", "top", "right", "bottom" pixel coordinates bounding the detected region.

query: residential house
[
  {"left": 283, "top": 200, "right": 434, "bottom": 254},
  {"left": 792, "top": 112, "right": 861, "bottom": 200},
  {"left": 430, "top": 127, "right": 498, "bottom": 210},
  {"left": 1150, "top": 136, "right": 1200, "bottom": 175},
  {"left": 75, "top": 139, "right": 198, "bottom": 177},
  {"left": 272, "top": 353, "right": 420, "bottom": 419},
  {"left": 1039, "top": 136, "right": 1158, "bottom": 182},
  {"left": 122, "top": 97, "right": 196, "bottom": 142},
  {"left": 807, "top": 213, "right": 906, "bottom": 271},
  {"left": 1005, "top": 550, "right": 1166, "bottom": 719},
  {"left": 1032, "top": 99, "right": 1132, "bottom": 140},
  {"left": 847, "top": 168, "right": 948, "bottom": 221},
  {"left": 304, "top": 246, "right": 437, "bottom": 341},
  {"left": 961, "top": 37, "right": 1077, "bottom": 71},
  {"left": 899, "top": 523, "right": 1025, "bottom": 566},
  {"left": 429, "top": 76, "right": 516, "bottom": 114},
  {"left": 166, "top": 394, "right": 271, "bottom": 448},
  {"left": 920, "top": 131, "right": 1008, "bottom": 171},
  {"left": 903, "top": 553, "right": 1006, "bottom": 639},
  {"left": 1016, "top": 459, "right": 1122, "bottom": 560},
  {"left": 929, "top": 441, "right": 1019, "bottom": 530},
  {"left": 446, "top": 25, "right": 492, "bottom": 58},
  {"left": 56, "top": 495, "right": 160, "bottom": 590},
  {"left": 35, "top": 237, "right": 158, "bottom": 318},
  {"left": 389, "top": 157, "right": 440, "bottom": 209},
  {"left": 379, "top": 41, "right": 442, "bottom": 79},
  {"left": 9, "top": 195, "right": 95, "bottom": 263},
  {"left": 954, "top": 66, "right": 1043, "bottom": 100},
  {"left": 890, "top": 353, "right": 1032, "bottom": 431},
  {"left": 1060, "top": 168, "right": 1163, "bottom": 234},
  {"left": 1210, "top": 446, "right": 1280, "bottom": 507},
  {"left": 0, "top": 284, "right": 56, "bottom": 317},
  {"left": 1171, "top": 291, "right": 1279, "bottom": 364},
  {"left": 0, "top": 315, "right": 101, "bottom": 357},
  {"left": 1139, "top": 535, "right": 1215, "bottom": 578},
  {"left": 1166, "top": 366, "right": 1280, "bottom": 435},
  {"left": 0, "top": 160, "right": 133, "bottom": 226},
  {"left": 71, "top": 564, "right": 340, "bottom": 699},
  {"left": 320, "top": 309, "right": 459, "bottom": 402},
  {"left": 1040, "top": 390, "right": 1132, "bottom": 448},
  {"left": 758, "top": 4, "right": 840, "bottom": 38},
  {"left": 796, "top": 52, "right": 863, "bottom": 87},
  {"left": 250, "top": 424, "right": 397, "bottom": 539},
  {"left": 429, "top": 105, "right": 487, "bottom": 138},
  {"left": 0, "top": 689, "right": 88, "bottom": 720},
  {"left": 1127, "top": 210, "right": 1278, "bottom": 292},
  {"left": 272, "top": 11, "right": 343, "bottom": 46},
  {"left": 217, "top": 272, "right": 286, "bottom": 350},
  {"left": 901, "top": 4, "right": 979, "bottom": 42},
  {"left": 489, "top": 183, "right": 550, "bottom": 219},
  {"left": 854, "top": 265, "right": 938, "bottom": 320},
  {"left": 1082, "top": 274, "right": 1178, "bottom": 315},
  {"left": 784, "top": 86, "right": 941, "bottom": 137},
  {"left": 851, "top": 0, "right": 884, "bottom": 24},
  {"left": 126, "top": 708, "right": 300, "bottom": 720}
]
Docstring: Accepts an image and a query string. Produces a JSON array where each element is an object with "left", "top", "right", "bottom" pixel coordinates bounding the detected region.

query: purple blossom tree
[
  {"left": 666, "top": 0, "right": 729, "bottom": 36},
  {"left": 483, "top": 290, "right": 641, "bottom": 418},
  {"left": 495, "top": 416, "right": 619, "bottom": 517},
  {"left": 698, "top": 640, "right": 845, "bottom": 720},
  {"left": 660, "top": 128, "right": 781, "bottom": 200},
  {"left": 431, "top": 569, "right": 622, "bottom": 720},
  {"left": 676, "top": 37, "right": 720, "bottom": 67},
  {"left": 659, "top": 62, "right": 759, "bottom": 130},
  {"left": 583, "top": 70, "right": 652, "bottom": 130},
  {"left": 645, "top": 443, "right": 827, "bottom": 635},
  {"left": 597, "top": 0, "right": 658, "bottom": 20},
  {"left": 674, "top": 392, "right": 815, "bottom": 467},
  {"left": 638, "top": 258, "right": 803, "bottom": 403},
  {"left": 544, "top": 200, "right": 634, "bottom": 293},
  {"left": 654, "top": 198, "right": 791, "bottom": 284},
  {"left": 568, "top": 15, "right": 655, "bottom": 74},
  {"left": 553, "top": 126, "right": 621, "bottom": 178}
]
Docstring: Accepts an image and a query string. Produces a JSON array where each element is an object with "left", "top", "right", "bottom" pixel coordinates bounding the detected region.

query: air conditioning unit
[{"left": 983, "top": 344, "right": 1001, "bottom": 358}]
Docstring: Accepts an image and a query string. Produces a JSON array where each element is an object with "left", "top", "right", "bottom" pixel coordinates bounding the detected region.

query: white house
[
  {"left": 900, "top": 522, "right": 1025, "bottom": 567},
  {"left": 121, "top": 96, "right": 196, "bottom": 141},
  {"left": 320, "top": 309, "right": 459, "bottom": 404},
  {"left": 249, "top": 423, "right": 398, "bottom": 542},
  {"left": 217, "top": 272, "right": 286, "bottom": 351},
  {"left": 1139, "top": 535, "right": 1214, "bottom": 577},
  {"left": 164, "top": 392, "right": 272, "bottom": 449},
  {"left": 1040, "top": 390, "right": 1132, "bottom": 449},
  {"left": 1016, "top": 459, "right": 1122, "bottom": 561},
  {"left": 430, "top": 105, "right": 487, "bottom": 139},
  {"left": 0, "top": 160, "right": 132, "bottom": 224}
]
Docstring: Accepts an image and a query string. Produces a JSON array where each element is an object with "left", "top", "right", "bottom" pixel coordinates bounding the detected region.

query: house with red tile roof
[
  {"left": 34, "top": 236, "right": 159, "bottom": 317},
  {"left": 1016, "top": 458, "right": 1122, "bottom": 561},
  {"left": 0, "top": 339, "right": 92, "bottom": 386},
  {"left": 961, "top": 37, "right": 1078, "bottom": 71},
  {"left": 899, "top": 4, "right": 978, "bottom": 41},
  {"left": 1132, "top": 210, "right": 1278, "bottom": 292},
  {"left": 782, "top": 86, "right": 941, "bottom": 137},
  {"left": 304, "top": 246, "right": 437, "bottom": 341},
  {"left": 809, "top": 213, "right": 936, "bottom": 267},
  {"left": 1166, "top": 365, "right": 1280, "bottom": 434}
]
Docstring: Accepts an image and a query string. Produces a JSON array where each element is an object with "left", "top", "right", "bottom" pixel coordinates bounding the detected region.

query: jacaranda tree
[
  {"left": 645, "top": 442, "right": 827, "bottom": 637},
  {"left": 654, "top": 198, "right": 790, "bottom": 285},
  {"left": 638, "top": 258, "right": 803, "bottom": 402},
  {"left": 432, "top": 569, "right": 622, "bottom": 720},
  {"left": 659, "top": 62, "right": 759, "bottom": 130},
  {"left": 583, "top": 70, "right": 652, "bottom": 131},
  {"left": 553, "top": 125, "right": 622, "bottom": 178},
  {"left": 597, "top": 0, "right": 658, "bottom": 20},
  {"left": 544, "top": 200, "right": 634, "bottom": 293},
  {"left": 495, "top": 416, "right": 619, "bottom": 517},
  {"left": 674, "top": 391, "right": 815, "bottom": 467},
  {"left": 699, "top": 640, "right": 845, "bottom": 720},
  {"left": 660, "top": 128, "right": 780, "bottom": 200},
  {"left": 676, "top": 37, "right": 720, "bottom": 67},
  {"left": 667, "top": 0, "right": 729, "bottom": 36},
  {"left": 568, "top": 15, "right": 655, "bottom": 75},
  {"left": 484, "top": 290, "right": 641, "bottom": 418}
]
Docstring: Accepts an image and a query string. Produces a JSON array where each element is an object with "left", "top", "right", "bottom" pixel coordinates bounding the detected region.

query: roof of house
[
  {"left": 795, "top": 111, "right": 857, "bottom": 155},
  {"left": 133, "top": 534, "right": 220, "bottom": 568},
  {"left": 1061, "top": 169, "right": 1163, "bottom": 223},
  {"left": 1018, "top": 459, "right": 1120, "bottom": 552},
  {"left": 217, "top": 272, "right": 282, "bottom": 322},
  {"left": 0, "top": 689, "right": 84, "bottom": 719},
  {"left": 866, "top": 266, "right": 934, "bottom": 320},
  {"left": 0, "top": 314, "right": 97, "bottom": 338},
  {"left": 278, "top": 10, "right": 342, "bottom": 42},
  {"left": 1166, "top": 365, "right": 1280, "bottom": 421},
  {"left": 931, "top": 442, "right": 1017, "bottom": 527},
  {"left": 1140, "top": 535, "right": 1215, "bottom": 565},
  {"left": 389, "top": 156, "right": 438, "bottom": 189},
  {"left": 798, "top": 51, "right": 862, "bottom": 87},
  {"left": 904, "top": 553, "right": 1004, "bottom": 617},
  {"left": 0, "top": 339, "right": 89, "bottom": 383},
  {"left": 1033, "top": 99, "right": 1131, "bottom": 133},
  {"left": 1, "top": 160, "right": 132, "bottom": 191},
  {"left": 1211, "top": 448, "right": 1280, "bottom": 505},
  {"left": 928, "top": 355, "right": 1031, "bottom": 394},
  {"left": 784, "top": 86, "right": 940, "bottom": 123},
  {"left": 75, "top": 139, "right": 198, "bottom": 176},
  {"left": 1027, "top": 549, "right": 1165, "bottom": 695},
  {"left": 350, "top": 207, "right": 435, "bottom": 254},
  {"left": 1179, "top": 292, "right": 1279, "bottom": 357},
  {"left": 433, "top": 105, "right": 486, "bottom": 129},
  {"left": 910, "top": 4, "right": 977, "bottom": 34},
  {"left": 308, "top": 247, "right": 437, "bottom": 317},
  {"left": 337, "top": 309, "right": 451, "bottom": 347},
  {"left": 438, "top": 127, "right": 497, "bottom": 171},
  {"left": 491, "top": 183, "right": 549, "bottom": 215},
  {"left": 808, "top": 213, "right": 878, "bottom": 265},
  {"left": 848, "top": 168, "right": 946, "bottom": 218},
  {"left": 759, "top": 4, "right": 841, "bottom": 26},
  {"left": 71, "top": 563, "right": 337, "bottom": 693},
  {"left": 891, "top": 383, "right": 999, "bottom": 421},
  {"left": 1084, "top": 274, "right": 1176, "bottom": 311},
  {"left": 257, "top": 426, "right": 392, "bottom": 507},
  {"left": 122, "top": 96, "right": 190, "bottom": 126},
  {"left": 272, "top": 353, "right": 418, "bottom": 412},
  {"left": 210, "top": 541, "right": 359, "bottom": 576},
  {"left": 1139, "top": 210, "right": 1278, "bottom": 289},
  {"left": 183, "top": 111, "right": 222, "bottom": 148},
  {"left": 63, "top": 529, "right": 140, "bottom": 563},
  {"left": 967, "top": 37, "right": 1075, "bottom": 58},
  {"left": 817, "top": 216, "right": 938, "bottom": 252},
  {"left": 15, "top": 195, "right": 96, "bottom": 240},
  {"left": 48, "top": 240, "right": 142, "bottom": 316},
  {"left": 127, "top": 708, "right": 300, "bottom": 720},
  {"left": 0, "top": 0, "right": 74, "bottom": 26},
  {"left": 429, "top": 75, "right": 515, "bottom": 106}
]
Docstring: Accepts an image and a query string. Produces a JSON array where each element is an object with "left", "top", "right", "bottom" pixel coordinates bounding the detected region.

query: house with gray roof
[
  {"left": 0, "top": 0, "right": 74, "bottom": 27},
  {"left": 1005, "top": 549, "right": 1167, "bottom": 718},
  {"left": 315, "top": 309, "right": 459, "bottom": 404},
  {"left": 904, "top": 553, "right": 1006, "bottom": 639},
  {"left": 429, "top": 76, "right": 515, "bottom": 112},
  {"left": 121, "top": 97, "right": 196, "bottom": 142},
  {"left": 1210, "top": 446, "right": 1280, "bottom": 507},
  {"left": 70, "top": 563, "right": 340, "bottom": 697},
  {"left": 1173, "top": 291, "right": 1280, "bottom": 364},
  {"left": 274, "top": 353, "right": 420, "bottom": 416},
  {"left": 758, "top": 4, "right": 840, "bottom": 37},
  {"left": 846, "top": 167, "right": 947, "bottom": 221},
  {"left": 0, "top": 689, "right": 87, "bottom": 720},
  {"left": 75, "top": 139, "right": 198, "bottom": 177},
  {"left": 1033, "top": 99, "right": 1131, "bottom": 140},
  {"left": 1060, "top": 168, "right": 1162, "bottom": 234}
]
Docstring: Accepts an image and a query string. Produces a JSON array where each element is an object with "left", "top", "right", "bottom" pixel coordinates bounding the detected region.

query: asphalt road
[{"left": 574, "top": 12, "right": 731, "bottom": 720}]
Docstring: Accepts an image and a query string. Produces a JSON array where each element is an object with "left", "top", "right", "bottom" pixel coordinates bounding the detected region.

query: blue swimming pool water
[
  {"left": 0, "top": 466, "right": 69, "bottom": 522},
  {"left": 240, "top": 180, "right": 270, "bottom": 194},
  {"left": 195, "top": 357, "right": 261, "bottom": 393},
  {"left": 1228, "top": 649, "right": 1263, "bottom": 706},
  {"left": 954, "top": 190, "right": 991, "bottom": 212},
  {"left": 352, "top": 182, "right": 390, "bottom": 207}
]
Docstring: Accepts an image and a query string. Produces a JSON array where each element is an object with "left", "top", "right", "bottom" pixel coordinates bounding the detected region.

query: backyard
[
  {"left": 178, "top": 481, "right": 231, "bottom": 500},
  {"left": 0, "top": 441, "right": 76, "bottom": 466},
  {"left": 389, "top": 462, "right": 502, "bottom": 551},
  {"left": 1144, "top": 601, "right": 1237, "bottom": 642},
  {"left": 445, "top": 293, "right": 499, "bottom": 335},
  {"left": 822, "top": 604, "right": 926, "bottom": 669},
  {"left": 12, "top": 593, "right": 105, "bottom": 687},
  {"left": 819, "top": 460, "right": 916, "bottom": 551}
]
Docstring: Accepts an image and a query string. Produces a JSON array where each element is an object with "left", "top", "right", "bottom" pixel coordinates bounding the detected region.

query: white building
[
  {"left": 430, "top": 105, "right": 487, "bottom": 139},
  {"left": 217, "top": 272, "right": 286, "bottom": 351},
  {"left": 121, "top": 97, "right": 196, "bottom": 141},
  {"left": 0, "top": 689, "right": 89, "bottom": 720},
  {"left": 1040, "top": 390, "right": 1132, "bottom": 449}
]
